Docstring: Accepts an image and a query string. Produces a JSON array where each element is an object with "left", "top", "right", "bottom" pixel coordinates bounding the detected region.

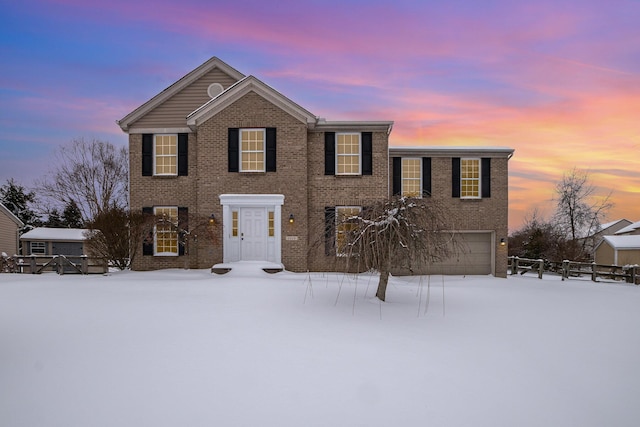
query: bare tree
[
  {"left": 40, "top": 138, "right": 128, "bottom": 221},
  {"left": 509, "top": 209, "right": 564, "bottom": 261},
  {"left": 334, "top": 196, "right": 461, "bottom": 301},
  {"left": 553, "top": 168, "right": 613, "bottom": 260}
]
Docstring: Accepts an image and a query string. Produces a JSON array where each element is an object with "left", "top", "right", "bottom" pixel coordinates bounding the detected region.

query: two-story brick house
[{"left": 118, "top": 57, "right": 513, "bottom": 277}]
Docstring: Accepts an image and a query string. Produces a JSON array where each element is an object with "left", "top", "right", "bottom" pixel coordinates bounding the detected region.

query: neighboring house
[
  {"left": 615, "top": 220, "right": 640, "bottom": 236},
  {"left": 584, "top": 219, "right": 633, "bottom": 260},
  {"left": 20, "top": 228, "right": 87, "bottom": 256},
  {"left": 597, "top": 219, "right": 633, "bottom": 238},
  {"left": 118, "top": 57, "right": 514, "bottom": 277},
  {"left": 595, "top": 235, "right": 640, "bottom": 266},
  {"left": 0, "top": 202, "right": 24, "bottom": 256}
]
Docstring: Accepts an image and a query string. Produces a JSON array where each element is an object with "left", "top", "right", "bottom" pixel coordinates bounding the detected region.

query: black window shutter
[
  {"left": 266, "top": 128, "right": 276, "bottom": 172},
  {"left": 324, "top": 207, "right": 336, "bottom": 256},
  {"left": 481, "top": 158, "right": 491, "bottom": 198},
  {"left": 422, "top": 157, "right": 432, "bottom": 197},
  {"left": 362, "top": 132, "right": 373, "bottom": 175},
  {"left": 142, "top": 207, "right": 154, "bottom": 255},
  {"left": 452, "top": 158, "right": 461, "bottom": 198},
  {"left": 324, "top": 132, "right": 335, "bottom": 175},
  {"left": 178, "top": 207, "right": 188, "bottom": 256},
  {"left": 142, "top": 134, "right": 153, "bottom": 176},
  {"left": 177, "top": 134, "right": 188, "bottom": 176},
  {"left": 228, "top": 128, "right": 239, "bottom": 172},
  {"left": 392, "top": 157, "right": 402, "bottom": 195}
]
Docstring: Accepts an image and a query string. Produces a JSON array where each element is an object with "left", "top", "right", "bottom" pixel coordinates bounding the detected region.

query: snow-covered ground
[{"left": 2, "top": 266, "right": 639, "bottom": 427}]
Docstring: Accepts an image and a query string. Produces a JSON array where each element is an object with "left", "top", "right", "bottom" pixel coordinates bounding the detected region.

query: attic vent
[{"left": 207, "top": 83, "right": 224, "bottom": 98}]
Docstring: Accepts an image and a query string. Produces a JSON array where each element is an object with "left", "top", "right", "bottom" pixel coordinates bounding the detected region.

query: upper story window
[
  {"left": 460, "top": 158, "right": 480, "bottom": 198},
  {"left": 30, "top": 241, "right": 46, "bottom": 255},
  {"left": 154, "top": 135, "right": 178, "bottom": 176},
  {"left": 154, "top": 206, "right": 178, "bottom": 256},
  {"left": 142, "top": 133, "right": 187, "bottom": 177},
  {"left": 240, "top": 129, "right": 266, "bottom": 172},
  {"left": 336, "top": 133, "right": 361, "bottom": 175},
  {"left": 325, "top": 132, "right": 372, "bottom": 176},
  {"left": 401, "top": 158, "right": 422, "bottom": 197}
]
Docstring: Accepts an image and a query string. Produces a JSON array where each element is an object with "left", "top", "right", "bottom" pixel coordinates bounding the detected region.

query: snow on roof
[
  {"left": 389, "top": 146, "right": 514, "bottom": 157},
  {"left": 20, "top": 227, "right": 88, "bottom": 241},
  {"left": 603, "top": 235, "right": 640, "bottom": 250},
  {"left": 615, "top": 221, "right": 640, "bottom": 235},
  {"left": 599, "top": 219, "right": 626, "bottom": 230}
]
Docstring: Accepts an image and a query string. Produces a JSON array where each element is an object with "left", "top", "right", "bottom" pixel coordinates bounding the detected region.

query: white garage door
[{"left": 428, "top": 232, "right": 493, "bottom": 275}]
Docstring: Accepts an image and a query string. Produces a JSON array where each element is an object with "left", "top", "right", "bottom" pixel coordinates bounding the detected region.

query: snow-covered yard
[{"left": 1, "top": 266, "right": 639, "bottom": 427}]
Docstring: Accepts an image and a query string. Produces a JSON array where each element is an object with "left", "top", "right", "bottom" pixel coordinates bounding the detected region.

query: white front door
[
  {"left": 240, "top": 208, "right": 266, "bottom": 261},
  {"left": 220, "top": 194, "right": 284, "bottom": 264}
]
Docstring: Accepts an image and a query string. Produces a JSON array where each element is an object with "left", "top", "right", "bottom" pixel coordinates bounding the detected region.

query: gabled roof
[
  {"left": 187, "top": 75, "right": 317, "bottom": 128},
  {"left": 117, "top": 57, "right": 245, "bottom": 131},
  {"left": 600, "top": 235, "right": 640, "bottom": 250},
  {"left": 0, "top": 202, "right": 24, "bottom": 227},
  {"left": 615, "top": 220, "right": 640, "bottom": 235},
  {"left": 599, "top": 219, "right": 628, "bottom": 230},
  {"left": 20, "top": 227, "right": 88, "bottom": 242}
]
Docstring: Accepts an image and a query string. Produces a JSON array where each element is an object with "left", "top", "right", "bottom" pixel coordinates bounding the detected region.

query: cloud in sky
[{"left": 0, "top": 0, "right": 638, "bottom": 229}]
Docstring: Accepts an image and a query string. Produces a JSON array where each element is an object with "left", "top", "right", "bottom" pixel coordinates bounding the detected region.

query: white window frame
[
  {"left": 239, "top": 128, "right": 266, "bottom": 173},
  {"left": 402, "top": 157, "right": 422, "bottom": 198},
  {"left": 335, "top": 133, "right": 361, "bottom": 176},
  {"left": 154, "top": 206, "right": 179, "bottom": 256},
  {"left": 30, "top": 241, "right": 46, "bottom": 255},
  {"left": 460, "top": 158, "right": 481, "bottom": 199},
  {"left": 335, "top": 206, "right": 362, "bottom": 256},
  {"left": 153, "top": 134, "right": 178, "bottom": 176}
]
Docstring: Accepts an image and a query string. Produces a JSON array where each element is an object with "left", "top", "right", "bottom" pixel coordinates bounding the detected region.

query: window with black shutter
[{"left": 177, "top": 134, "right": 188, "bottom": 176}]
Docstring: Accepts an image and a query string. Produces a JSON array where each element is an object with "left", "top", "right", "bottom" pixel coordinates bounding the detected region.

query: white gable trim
[
  {"left": 187, "top": 76, "right": 317, "bottom": 129},
  {"left": 117, "top": 57, "right": 245, "bottom": 132}
]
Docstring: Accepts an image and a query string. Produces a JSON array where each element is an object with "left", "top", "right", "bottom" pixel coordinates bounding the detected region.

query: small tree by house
[
  {"left": 85, "top": 207, "right": 150, "bottom": 270},
  {"left": 139, "top": 209, "right": 219, "bottom": 269},
  {"left": 334, "top": 196, "right": 461, "bottom": 302}
]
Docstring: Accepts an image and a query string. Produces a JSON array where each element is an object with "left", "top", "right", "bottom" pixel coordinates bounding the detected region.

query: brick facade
[{"left": 120, "top": 57, "right": 513, "bottom": 276}]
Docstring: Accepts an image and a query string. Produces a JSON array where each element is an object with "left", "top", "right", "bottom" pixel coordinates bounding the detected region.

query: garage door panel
[{"left": 392, "top": 233, "right": 493, "bottom": 276}]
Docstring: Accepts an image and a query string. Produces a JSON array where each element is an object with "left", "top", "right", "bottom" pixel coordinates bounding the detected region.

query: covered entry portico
[{"left": 219, "top": 194, "right": 284, "bottom": 264}]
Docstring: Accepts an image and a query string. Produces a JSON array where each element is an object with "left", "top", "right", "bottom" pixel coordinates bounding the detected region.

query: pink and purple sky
[{"left": 1, "top": 0, "right": 639, "bottom": 230}]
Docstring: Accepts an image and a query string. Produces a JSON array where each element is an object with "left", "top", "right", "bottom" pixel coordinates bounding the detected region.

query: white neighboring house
[
  {"left": 20, "top": 228, "right": 88, "bottom": 257},
  {"left": 0, "top": 202, "right": 24, "bottom": 257},
  {"left": 595, "top": 235, "right": 640, "bottom": 266}
]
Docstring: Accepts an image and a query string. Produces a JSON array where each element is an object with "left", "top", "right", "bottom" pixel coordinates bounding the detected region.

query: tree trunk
[{"left": 376, "top": 268, "right": 390, "bottom": 301}]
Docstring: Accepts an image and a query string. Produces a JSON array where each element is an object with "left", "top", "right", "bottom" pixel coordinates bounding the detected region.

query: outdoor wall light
[
  {"left": 289, "top": 214, "right": 295, "bottom": 224},
  {"left": 500, "top": 238, "right": 506, "bottom": 246},
  {"left": 209, "top": 213, "right": 216, "bottom": 224}
]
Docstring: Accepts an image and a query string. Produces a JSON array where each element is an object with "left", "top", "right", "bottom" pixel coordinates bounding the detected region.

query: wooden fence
[
  {"left": 508, "top": 256, "right": 639, "bottom": 285},
  {"left": 1, "top": 255, "right": 108, "bottom": 275}
]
